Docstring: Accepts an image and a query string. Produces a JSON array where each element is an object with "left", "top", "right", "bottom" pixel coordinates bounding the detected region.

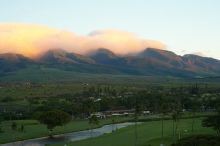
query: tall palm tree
[
  {"left": 111, "top": 115, "right": 118, "bottom": 132},
  {"left": 0, "top": 122, "right": 2, "bottom": 133},
  {"left": 134, "top": 96, "right": 142, "bottom": 146},
  {"left": 159, "top": 101, "right": 171, "bottom": 146},
  {"left": 134, "top": 109, "right": 139, "bottom": 146},
  {"left": 89, "top": 115, "right": 99, "bottom": 137},
  {"left": 171, "top": 102, "right": 182, "bottom": 144},
  {"left": 172, "top": 110, "right": 181, "bottom": 143},
  {"left": 191, "top": 97, "right": 199, "bottom": 133}
]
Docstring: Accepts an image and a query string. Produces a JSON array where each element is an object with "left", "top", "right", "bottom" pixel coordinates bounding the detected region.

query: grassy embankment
[
  {"left": 0, "top": 117, "right": 131, "bottom": 144},
  {"left": 0, "top": 112, "right": 214, "bottom": 144},
  {"left": 49, "top": 117, "right": 215, "bottom": 146}
]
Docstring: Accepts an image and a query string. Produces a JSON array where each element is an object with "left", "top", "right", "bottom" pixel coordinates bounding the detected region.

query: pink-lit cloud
[{"left": 0, "top": 23, "right": 166, "bottom": 58}]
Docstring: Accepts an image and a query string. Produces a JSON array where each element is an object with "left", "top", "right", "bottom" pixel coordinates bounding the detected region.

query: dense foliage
[
  {"left": 202, "top": 112, "right": 220, "bottom": 134},
  {"left": 171, "top": 135, "right": 220, "bottom": 146},
  {"left": 37, "top": 110, "right": 71, "bottom": 131},
  {"left": 0, "top": 82, "right": 219, "bottom": 120}
]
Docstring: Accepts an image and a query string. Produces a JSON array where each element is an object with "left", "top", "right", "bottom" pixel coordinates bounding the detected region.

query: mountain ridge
[{"left": 1, "top": 48, "right": 220, "bottom": 78}]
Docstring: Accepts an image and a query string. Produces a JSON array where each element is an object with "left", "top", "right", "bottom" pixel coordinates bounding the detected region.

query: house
[
  {"left": 104, "top": 107, "right": 135, "bottom": 117},
  {"left": 90, "top": 112, "right": 106, "bottom": 119}
]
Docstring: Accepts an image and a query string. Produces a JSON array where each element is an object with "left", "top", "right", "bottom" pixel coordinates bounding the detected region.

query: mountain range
[{"left": 1, "top": 48, "right": 220, "bottom": 78}]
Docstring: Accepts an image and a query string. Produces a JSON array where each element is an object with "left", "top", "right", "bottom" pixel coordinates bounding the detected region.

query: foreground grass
[
  {"left": 0, "top": 117, "right": 131, "bottom": 144},
  {"left": 49, "top": 118, "right": 215, "bottom": 146},
  {"left": 0, "top": 113, "right": 214, "bottom": 144}
]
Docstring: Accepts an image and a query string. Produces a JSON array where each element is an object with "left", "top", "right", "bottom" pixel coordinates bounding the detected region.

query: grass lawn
[
  {"left": 0, "top": 117, "right": 131, "bottom": 144},
  {"left": 49, "top": 118, "right": 215, "bottom": 146}
]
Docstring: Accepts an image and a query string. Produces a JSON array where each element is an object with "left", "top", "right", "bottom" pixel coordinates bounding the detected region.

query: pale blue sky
[{"left": 1, "top": 0, "right": 220, "bottom": 58}]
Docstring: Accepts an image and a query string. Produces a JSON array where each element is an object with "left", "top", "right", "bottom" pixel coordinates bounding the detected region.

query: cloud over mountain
[{"left": 0, "top": 23, "right": 166, "bottom": 58}]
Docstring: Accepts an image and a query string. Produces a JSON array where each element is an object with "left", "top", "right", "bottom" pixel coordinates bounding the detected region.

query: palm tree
[
  {"left": 0, "top": 117, "right": 3, "bottom": 133},
  {"left": 159, "top": 101, "right": 171, "bottom": 146},
  {"left": 191, "top": 97, "right": 200, "bottom": 133},
  {"left": 134, "top": 96, "right": 142, "bottom": 146},
  {"left": 111, "top": 116, "right": 117, "bottom": 132},
  {"left": 171, "top": 101, "right": 182, "bottom": 144},
  {"left": 134, "top": 110, "right": 138, "bottom": 146},
  {"left": 189, "top": 83, "right": 201, "bottom": 133},
  {"left": 89, "top": 115, "right": 99, "bottom": 137},
  {"left": 0, "top": 123, "right": 2, "bottom": 133}
]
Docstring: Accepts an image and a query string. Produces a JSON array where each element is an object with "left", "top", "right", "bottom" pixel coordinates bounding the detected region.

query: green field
[
  {"left": 0, "top": 117, "right": 131, "bottom": 144},
  {"left": 2, "top": 67, "right": 220, "bottom": 86},
  {"left": 49, "top": 118, "right": 215, "bottom": 146},
  {"left": 0, "top": 113, "right": 215, "bottom": 144}
]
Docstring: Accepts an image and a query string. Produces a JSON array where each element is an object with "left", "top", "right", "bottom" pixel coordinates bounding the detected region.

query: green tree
[
  {"left": 0, "top": 123, "right": 2, "bottom": 133},
  {"left": 0, "top": 117, "right": 3, "bottom": 133},
  {"left": 171, "top": 135, "right": 220, "bottom": 146},
  {"left": 11, "top": 122, "right": 17, "bottom": 131},
  {"left": 202, "top": 99, "right": 220, "bottom": 135},
  {"left": 171, "top": 101, "right": 182, "bottom": 144},
  {"left": 159, "top": 100, "right": 171, "bottom": 146},
  {"left": 191, "top": 97, "right": 200, "bottom": 133},
  {"left": 111, "top": 115, "right": 117, "bottom": 132},
  {"left": 89, "top": 115, "right": 99, "bottom": 137},
  {"left": 134, "top": 95, "right": 143, "bottom": 146},
  {"left": 20, "top": 124, "right": 24, "bottom": 132},
  {"left": 38, "top": 110, "right": 71, "bottom": 137},
  {"left": 202, "top": 112, "right": 220, "bottom": 134}
]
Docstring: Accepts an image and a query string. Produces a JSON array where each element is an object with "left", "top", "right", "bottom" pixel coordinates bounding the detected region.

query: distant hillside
[
  {"left": 1, "top": 48, "right": 220, "bottom": 80},
  {"left": 40, "top": 49, "right": 95, "bottom": 65},
  {"left": 0, "top": 53, "right": 35, "bottom": 74}
]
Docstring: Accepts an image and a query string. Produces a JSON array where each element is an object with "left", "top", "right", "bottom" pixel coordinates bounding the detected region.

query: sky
[{"left": 0, "top": 0, "right": 220, "bottom": 59}]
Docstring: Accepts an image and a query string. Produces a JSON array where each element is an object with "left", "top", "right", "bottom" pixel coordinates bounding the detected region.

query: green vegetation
[
  {"left": 89, "top": 115, "right": 100, "bottom": 137},
  {"left": 0, "top": 75, "right": 220, "bottom": 145},
  {"left": 49, "top": 118, "right": 215, "bottom": 146},
  {"left": 0, "top": 117, "right": 131, "bottom": 144},
  {"left": 202, "top": 111, "right": 220, "bottom": 134},
  {"left": 37, "top": 110, "right": 71, "bottom": 137},
  {"left": 171, "top": 135, "right": 220, "bottom": 146}
]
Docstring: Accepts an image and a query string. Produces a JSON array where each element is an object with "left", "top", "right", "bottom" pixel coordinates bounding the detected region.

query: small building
[
  {"left": 104, "top": 107, "right": 135, "bottom": 117},
  {"left": 90, "top": 112, "right": 106, "bottom": 119},
  {"left": 142, "top": 110, "right": 151, "bottom": 115}
]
